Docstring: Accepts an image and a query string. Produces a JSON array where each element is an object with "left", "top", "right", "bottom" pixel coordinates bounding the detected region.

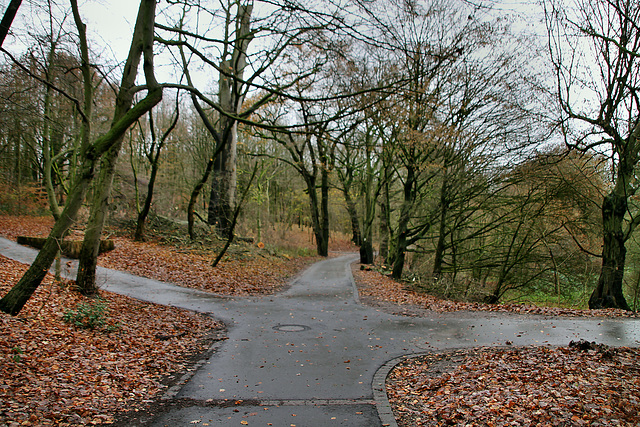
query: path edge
[{"left": 371, "top": 355, "right": 403, "bottom": 427}]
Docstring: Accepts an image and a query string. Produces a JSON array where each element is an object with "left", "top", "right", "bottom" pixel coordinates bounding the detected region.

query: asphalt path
[{"left": 1, "top": 236, "right": 639, "bottom": 426}]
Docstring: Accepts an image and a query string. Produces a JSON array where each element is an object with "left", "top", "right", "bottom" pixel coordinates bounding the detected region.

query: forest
[{"left": 0, "top": 0, "right": 639, "bottom": 313}]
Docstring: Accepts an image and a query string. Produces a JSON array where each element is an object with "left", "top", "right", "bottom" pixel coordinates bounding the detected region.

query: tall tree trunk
[
  {"left": 588, "top": 122, "right": 639, "bottom": 311},
  {"left": 360, "top": 166, "right": 376, "bottom": 265},
  {"left": 301, "top": 168, "right": 328, "bottom": 257},
  {"left": 319, "top": 163, "right": 330, "bottom": 256},
  {"left": 343, "top": 188, "right": 362, "bottom": 246},
  {"left": 0, "top": 0, "right": 162, "bottom": 315},
  {"left": 207, "top": 4, "right": 252, "bottom": 236},
  {"left": 432, "top": 177, "right": 450, "bottom": 279},
  {"left": 379, "top": 200, "right": 389, "bottom": 263},
  {"left": 76, "top": 139, "right": 122, "bottom": 294},
  {"left": 391, "top": 228, "right": 408, "bottom": 279},
  {"left": 589, "top": 192, "right": 631, "bottom": 309},
  {"left": 360, "top": 194, "right": 375, "bottom": 265},
  {"left": 207, "top": 60, "right": 238, "bottom": 233},
  {"left": 207, "top": 128, "right": 235, "bottom": 235},
  {"left": 391, "top": 166, "right": 416, "bottom": 279},
  {"left": 75, "top": 0, "right": 159, "bottom": 293},
  {"left": 432, "top": 214, "right": 447, "bottom": 279},
  {"left": 305, "top": 174, "right": 328, "bottom": 257}
]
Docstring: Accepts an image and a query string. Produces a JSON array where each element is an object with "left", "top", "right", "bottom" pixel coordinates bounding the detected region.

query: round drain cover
[{"left": 273, "top": 324, "right": 310, "bottom": 332}]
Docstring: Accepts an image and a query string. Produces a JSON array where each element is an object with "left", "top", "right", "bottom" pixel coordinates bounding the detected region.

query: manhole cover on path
[{"left": 273, "top": 324, "right": 311, "bottom": 332}]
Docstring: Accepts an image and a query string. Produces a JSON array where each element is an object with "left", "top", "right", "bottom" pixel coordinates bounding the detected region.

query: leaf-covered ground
[
  {"left": 353, "top": 267, "right": 640, "bottom": 426},
  {"left": 98, "top": 236, "right": 316, "bottom": 295},
  {"left": 387, "top": 344, "right": 640, "bottom": 426},
  {"left": 0, "top": 255, "right": 224, "bottom": 426},
  {"left": 353, "top": 267, "right": 635, "bottom": 318},
  {"left": 0, "top": 215, "right": 317, "bottom": 425}
]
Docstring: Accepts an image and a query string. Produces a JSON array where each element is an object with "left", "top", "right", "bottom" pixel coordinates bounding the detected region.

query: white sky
[
  {"left": 1, "top": 0, "right": 547, "bottom": 60},
  {"left": 1, "top": 0, "right": 140, "bottom": 69},
  {"left": 1, "top": 0, "right": 217, "bottom": 87},
  {"left": 79, "top": 0, "right": 140, "bottom": 61}
]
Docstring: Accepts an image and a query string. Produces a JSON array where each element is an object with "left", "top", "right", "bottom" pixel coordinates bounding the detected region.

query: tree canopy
[{"left": 0, "top": 0, "right": 639, "bottom": 313}]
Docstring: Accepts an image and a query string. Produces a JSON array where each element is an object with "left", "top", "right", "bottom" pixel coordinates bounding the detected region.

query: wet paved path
[{"left": 1, "top": 237, "right": 639, "bottom": 426}]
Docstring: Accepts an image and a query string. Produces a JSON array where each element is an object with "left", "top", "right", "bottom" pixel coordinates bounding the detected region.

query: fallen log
[{"left": 17, "top": 236, "right": 115, "bottom": 259}]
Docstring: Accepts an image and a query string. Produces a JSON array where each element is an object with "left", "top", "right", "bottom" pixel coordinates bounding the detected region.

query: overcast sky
[{"left": 0, "top": 0, "right": 547, "bottom": 91}]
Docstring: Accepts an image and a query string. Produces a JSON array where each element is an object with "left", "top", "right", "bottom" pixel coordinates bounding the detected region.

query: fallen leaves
[
  {"left": 0, "top": 215, "right": 320, "bottom": 425},
  {"left": 0, "top": 215, "right": 83, "bottom": 241},
  {"left": 98, "top": 237, "right": 317, "bottom": 296},
  {"left": 353, "top": 266, "right": 635, "bottom": 318},
  {"left": 0, "top": 215, "right": 56, "bottom": 240},
  {"left": 0, "top": 255, "right": 223, "bottom": 426},
  {"left": 387, "top": 345, "right": 640, "bottom": 426}
]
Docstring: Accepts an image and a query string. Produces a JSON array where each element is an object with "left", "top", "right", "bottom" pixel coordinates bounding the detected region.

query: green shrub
[
  {"left": 63, "top": 298, "right": 110, "bottom": 330},
  {"left": 11, "top": 346, "right": 23, "bottom": 362}
]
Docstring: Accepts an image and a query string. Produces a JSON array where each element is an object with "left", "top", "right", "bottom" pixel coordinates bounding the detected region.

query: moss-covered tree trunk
[
  {"left": 76, "top": 140, "right": 122, "bottom": 294},
  {"left": 391, "top": 165, "right": 416, "bottom": 279},
  {"left": 589, "top": 192, "right": 631, "bottom": 309},
  {"left": 75, "top": 0, "right": 161, "bottom": 294}
]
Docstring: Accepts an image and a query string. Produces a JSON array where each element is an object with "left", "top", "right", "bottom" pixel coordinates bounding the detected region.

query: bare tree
[
  {"left": 546, "top": 0, "right": 639, "bottom": 309},
  {"left": 359, "top": 0, "right": 482, "bottom": 278},
  {"left": 0, "top": 0, "right": 162, "bottom": 314},
  {"left": 159, "top": 0, "right": 328, "bottom": 238},
  {"left": 257, "top": 96, "right": 335, "bottom": 257}
]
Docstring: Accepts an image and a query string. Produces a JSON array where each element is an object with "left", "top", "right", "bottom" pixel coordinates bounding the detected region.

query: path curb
[{"left": 372, "top": 355, "right": 404, "bottom": 427}]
